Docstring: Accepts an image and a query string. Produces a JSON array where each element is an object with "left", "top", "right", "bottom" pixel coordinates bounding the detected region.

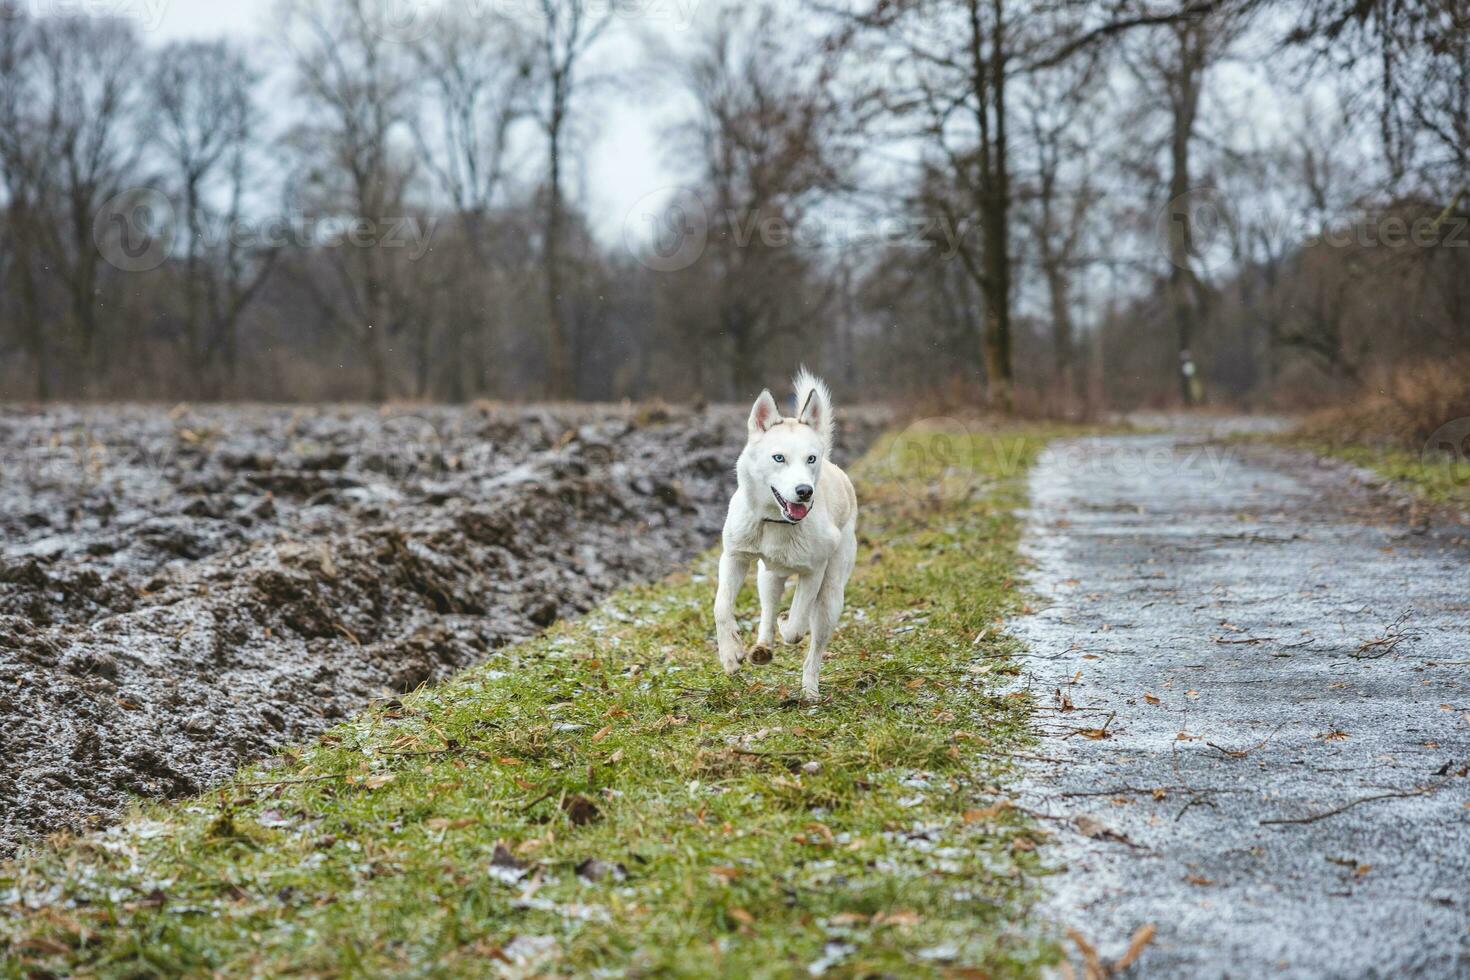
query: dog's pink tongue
[{"left": 786, "top": 502, "right": 810, "bottom": 521}]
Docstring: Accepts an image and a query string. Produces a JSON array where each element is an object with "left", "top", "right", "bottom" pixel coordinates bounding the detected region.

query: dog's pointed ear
[
  {"left": 796, "top": 386, "right": 827, "bottom": 443},
  {"left": 797, "top": 388, "right": 820, "bottom": 431},
  {"left": 792, "top": 366, "right": 834, "bottom": 447},
  {"left": 748, "top": 389, "right": 780, "bottom": 435}
]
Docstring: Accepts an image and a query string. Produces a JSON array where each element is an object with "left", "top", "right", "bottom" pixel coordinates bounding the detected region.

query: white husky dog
[{"left": 714, "top": 368, "right": 858, "bottom": 701}]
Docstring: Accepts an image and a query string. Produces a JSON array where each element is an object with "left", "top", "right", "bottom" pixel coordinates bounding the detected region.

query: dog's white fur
[{"left": 714, "top": 368, "right": 858, "bottom": 701}]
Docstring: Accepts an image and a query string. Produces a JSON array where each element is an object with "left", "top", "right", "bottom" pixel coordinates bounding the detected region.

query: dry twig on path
[
  {"left": 1349, "top": 610, "right": 1424, "bottom": 660},
  {"left": 1260, "top": 783, "right": 1442, "bottom": 827}
]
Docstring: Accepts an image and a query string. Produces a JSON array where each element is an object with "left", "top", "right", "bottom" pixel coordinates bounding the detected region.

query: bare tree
[
  {"left": 1123, "top": 8, "right": 1245, "bottom": 404},
  {"left": 281, "top": 0, "right": 420, "bottom": 401},
  {"left": 669, "top": 4, "right": 851, "bottom": 398},
  {"left": 529, "top": 0, "right": 612, "bottom": 399},
  {"left": 1, "top": 14, "right": 142, "bottom": 390},
  {"left": 408, "top": 7, "right": 535, "bottom": 399},
  {"left": 1019, "top": 54, "right": 1103, "bottom": 403},
  {"left": 0, "top": 7, "right": 49, "bottom": 399},
  {"left": 828, "top": 0, "right": 1031, "bottom": 406},
  {"left": 149, "top": 40, "right": 277, "bottom": 397},
  {"left": 410, "top": 9, "right": 534, "bottom": 248},
  {"left": 1287, "top": 0, "right": 1468, "bottom": 193}
]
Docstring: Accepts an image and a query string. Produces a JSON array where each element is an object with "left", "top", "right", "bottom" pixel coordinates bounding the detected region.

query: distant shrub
[{"left": 1299, "top": 355, "right": 1470, "bottom": 451}]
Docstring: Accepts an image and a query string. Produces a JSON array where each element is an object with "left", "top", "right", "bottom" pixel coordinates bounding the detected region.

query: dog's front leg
[
  {"left": 751, "top": 561, "right": 785, "bottom": 664},
  {"left": 803, "top": 570, "right": 848, "bottom": 701},
  {"left": 714, "top": 552, "right": 751, "bottom": 674},
  {"left": 779, "top": 561, "right": 827, "bottom": 645}
]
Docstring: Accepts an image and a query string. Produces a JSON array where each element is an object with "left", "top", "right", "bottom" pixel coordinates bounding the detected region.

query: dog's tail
[{"left": 792, "top": 366, "right": 835, "bottom": 450}]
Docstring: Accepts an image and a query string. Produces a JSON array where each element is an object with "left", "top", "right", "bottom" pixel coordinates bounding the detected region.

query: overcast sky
[{"left": 141, "top": 0, "right": 687, "bottom": 243}]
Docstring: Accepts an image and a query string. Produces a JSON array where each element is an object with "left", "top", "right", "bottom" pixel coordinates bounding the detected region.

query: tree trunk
[
  {"left": 12, "top": 236, "right": 48, "bottom": 401},
  {"left": 361, "top": 251, "right": 391, "bottom": 403},
  {"left": 543, "top": 91, "right": 571, "bottom": 400},
  {"left": 1166, "top": 24, "right": 1204, "bottom": 407},
  {"left": 182, "top": 180, "right": 208, "bottom": 399},
  {"left": 1046, "top": 264, "right": 1075, "bottom": 397},
  {"left": 983, "top": 0, "right": 1013, "bottom": 410}
]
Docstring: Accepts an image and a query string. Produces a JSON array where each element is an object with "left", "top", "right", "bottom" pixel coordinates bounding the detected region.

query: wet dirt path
[{"left": 1014, "top": 430, "right": 1470, "bottom": 978}]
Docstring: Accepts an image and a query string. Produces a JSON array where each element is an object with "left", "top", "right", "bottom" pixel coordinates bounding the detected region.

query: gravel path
[{"left": 1014, "top": 429, "right": 1470, "bottom": 978}]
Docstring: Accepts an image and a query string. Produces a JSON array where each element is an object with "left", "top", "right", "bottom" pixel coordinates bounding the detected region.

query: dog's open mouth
[{"left": 771, "top": 487, "right": 810, "bottom": 523}]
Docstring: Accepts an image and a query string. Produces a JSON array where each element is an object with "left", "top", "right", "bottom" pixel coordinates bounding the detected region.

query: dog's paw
[
  {"left": 778, "top": 616, "right": 807, "bottom": 645},
  {"left": 718, "top": 638, "right": 745, "bottom": 675},
  {"left": 747, "top": 643, "right": 773, "bottom": 665},
  {"left": 801, "top": 682, "right": 821, "bottom": 702}
]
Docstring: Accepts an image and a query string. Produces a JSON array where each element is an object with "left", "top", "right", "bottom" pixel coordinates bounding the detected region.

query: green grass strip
[
  {"left": 2, "top": 426, "right": 1064, "bottom": 978},
  {"left": 1310, "top": 443, "right": 1470, "bottom": 511}
]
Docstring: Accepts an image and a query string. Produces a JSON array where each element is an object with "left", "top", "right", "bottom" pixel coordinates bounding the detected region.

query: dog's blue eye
[
  {"left": 807, "top": 455, "right": 817, "bottom": 464},
  {"left": 772, "top": 454, "right": 785, "bottom": 463}
]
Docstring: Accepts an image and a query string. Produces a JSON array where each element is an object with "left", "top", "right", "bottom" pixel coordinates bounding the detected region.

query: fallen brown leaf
[
  {"left": 1113, "top": 923, "right": 1157, "bottom": 971},
  {"left": 1067, "top": 928, "right": 1107, "bottom": 980},
  {"left": 1074, "top": 815, "right": 1136, "bottom": 846},
  {"left": 963, "top": 800, "right": 1012, "bottom": 822}
]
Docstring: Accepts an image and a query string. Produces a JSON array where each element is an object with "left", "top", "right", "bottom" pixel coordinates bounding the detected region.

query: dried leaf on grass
[
  {"left": 574, "top": 858, "right": 628, "bottom": 883},
  {"left": 561, "top": 795, "right": 601, "bottom": 826},
  {"left": 424, "top": 817, "right": 476, "bottom": 832}
]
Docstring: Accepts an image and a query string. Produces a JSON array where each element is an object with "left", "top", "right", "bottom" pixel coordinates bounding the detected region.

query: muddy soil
[{"left": 0, "top": 402, "right": 884, "bottom": 853}]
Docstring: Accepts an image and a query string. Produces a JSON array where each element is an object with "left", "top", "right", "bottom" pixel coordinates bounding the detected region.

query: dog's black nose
[{"left": 795, "top": 484, "right": 813, "bottom": 501}]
